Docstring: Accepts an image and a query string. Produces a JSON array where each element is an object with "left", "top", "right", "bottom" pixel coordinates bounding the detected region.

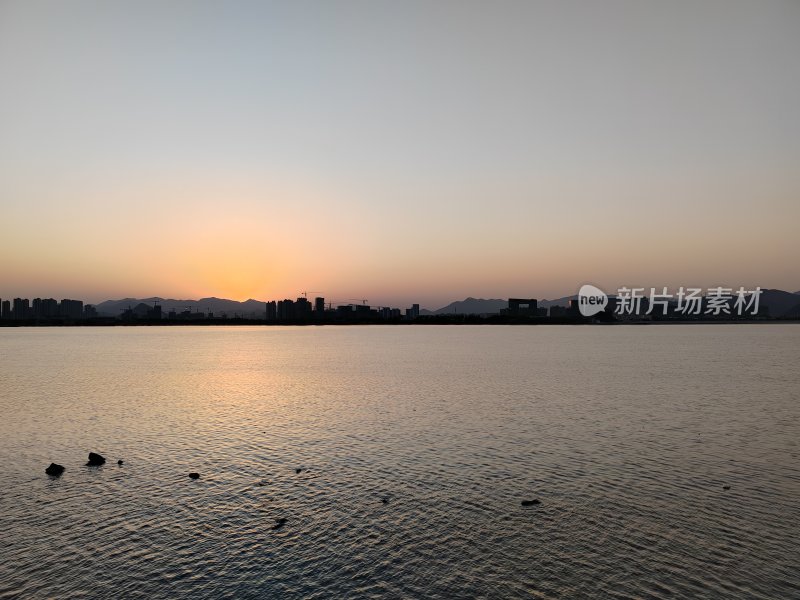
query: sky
[{"left": 1, "top": 0, "right": 798, "bottom": 308}]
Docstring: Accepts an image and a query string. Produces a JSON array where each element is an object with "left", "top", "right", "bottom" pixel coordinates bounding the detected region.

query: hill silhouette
[
  {"left": 92, "top": 288, "right": 800, "bottom": 319},
  {"left": 432, "top": 298, "right": 507, "bottom": 315},
  {"left": 96, "top": 297, "right": 267, "bottom": 318}
]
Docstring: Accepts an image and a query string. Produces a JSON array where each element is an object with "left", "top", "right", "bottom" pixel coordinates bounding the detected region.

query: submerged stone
[
  {"left": 188, "top": 472, "right": 200, "bottom": 479},
  {"left": 86, "top": 452, "right": 106, "bottom": 466},
  {"left": 521, "top": 499, "right": 541, "bottom": 507},
  {"left": 45, "top": 463, "right": 65, "bottom": 477},
  {"left": 272, "top": 518, "right": 287, "bottom": 530}
]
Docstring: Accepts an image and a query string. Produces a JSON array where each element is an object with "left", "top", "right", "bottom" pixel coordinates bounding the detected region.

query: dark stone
[
  {"left": 188, "top": 472, "right": 200, "bottom": 479},
  {"left": 272, "top": 518, "right": 287, "bottom": 530},
  {"left": 521, "top": 499, "right": 541, "bottom": 507},
  {"left": 723, "top": 485, "right": 730, "bottom": 490},
  {"left": 117, "top": 460, "right": 124, "bottom": 465},
  {"left": 381, "top": 497, "right": 389, "bottom": 504},
  {"left": 45, "top": 463, "right": 65, "bottom": 477},
  {"left": 295, "top": 468, "right": 303, "bottom": 474},
  {"left": 86, "top": 452, "right": 106, "bottom": 466}
]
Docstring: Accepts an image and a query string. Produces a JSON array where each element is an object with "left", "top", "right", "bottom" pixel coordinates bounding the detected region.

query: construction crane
[
  {"left": 299, "top": 291, "right": 322, "bottom": 299},
  {"left": 348, "top": 298, "right": 369, "bottom": 305}
]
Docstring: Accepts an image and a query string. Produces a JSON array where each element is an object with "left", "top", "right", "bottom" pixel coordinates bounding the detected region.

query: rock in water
[
  {"left": 521, "top": 499, "right": 541, "bottom": 507},
  {"left": 117, "top": 459, "right": 124, "bottom": 465},
  {"left": 723, "top": 485, "right": 731, "bottom": 490},
  {"left": 188, "top": 472, "right": 200, "bottom": 479},
  {"left": 45, "top": 463, "right": 65, "bottom": 477},
  {"left": 295, "top": 468, "right": 303, "bottom": 474},
  {"left": 272, "top": 518, "right": 287, "bottom": 530},
  {"left": 86, "top": 452, "right": 106, "bottom": 466}
]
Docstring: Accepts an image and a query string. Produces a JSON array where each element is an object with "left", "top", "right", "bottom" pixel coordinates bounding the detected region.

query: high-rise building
[
  {"left": 265, "top": 301, "right": 277, "bottom": 321},
  {"left": 13, "top": 298, "right": 30, "bottom": 320},
  {"left": 31, "top": 298, "right": 59, "bottom": 319},
  {"left": 41, "top": 298, "right": 58, "bottom": 318},
  {"left": 277, "top": 299, "right": 295, "bottom": 321},
  {"left": 508, "top": 298, "right": 538, "bottom": 316},
  {"left": 314, "top": 297, "right": 325, "bottom": 315},
  {"left": 59, "top": 299, "right": 84, "bottom": 319},
  {"left": 295, "top": 297, "right": 312, "bottom": 320},
  {"left": 405, "top": 303, "right": 420, "bottom": 320},
  {"left": 0, "top": 300, "right": 9, "bottom": 319}
]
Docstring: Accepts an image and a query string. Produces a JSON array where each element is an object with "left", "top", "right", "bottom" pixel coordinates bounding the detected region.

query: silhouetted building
[
  {"left": 40, "top": 298, "right": 58, "bottom": 318},
  {"left": 567, "top": 299, "right": 581, "bottom": 316},
  {"left": 13, "top": 298, "right": 30, "bottom": 319},
  {"left": 59, "top": 299, "right": 83, "bottom": 319},
  {"left": 84, "top": 305, "right": 98, "bottom": 318},
  {"left": 549, "top": 305, "right": 567, "bottom": 317},
  {"left": 277, "top": 299, "right": 295, "bottom": 320},
  {"left": 336, "top": 305, "right": 354, "bottom": 319},
  {"left": 314, "top": 297, "right": 325, "bottom": 315},
  {"left": 507, "top": 298, "right": 538, "bottom": 316},
  {"left": 295, "top": 297, "right": 312, "bottom": 320},
  {"left": 266, "top": 301, "right": 277, "bottom": 321},
  {"left": 0, "top": 299, "right": 6, "bottom": 319}
]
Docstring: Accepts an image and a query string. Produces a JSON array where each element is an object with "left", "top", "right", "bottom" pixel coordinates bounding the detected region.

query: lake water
[{"left": 0, "top": 325, "right": 798, "bottom": 599}]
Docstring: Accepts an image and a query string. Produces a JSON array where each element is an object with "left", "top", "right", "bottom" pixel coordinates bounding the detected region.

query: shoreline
[{"left": 2, "top": 319, "right": 798, "bottom": 328}]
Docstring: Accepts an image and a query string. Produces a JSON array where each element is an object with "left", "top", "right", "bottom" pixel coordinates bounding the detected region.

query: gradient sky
[{"left": 1, "top": 0, "right": 798, "bottom": 308}]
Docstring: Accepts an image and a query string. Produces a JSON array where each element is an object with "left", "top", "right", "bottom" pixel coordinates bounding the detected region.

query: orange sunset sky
[{"left": 1, "top": 1, "right": 798, "bottom": 308}]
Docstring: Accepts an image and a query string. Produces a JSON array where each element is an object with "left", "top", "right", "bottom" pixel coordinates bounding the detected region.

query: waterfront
[{"left": 1, "top": 325, "right": 798, "bottom": 598}]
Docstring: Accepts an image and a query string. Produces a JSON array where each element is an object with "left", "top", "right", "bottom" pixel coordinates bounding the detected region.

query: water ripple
[{"left": 0, "top": 325, "right": 798, "bottom": 598}]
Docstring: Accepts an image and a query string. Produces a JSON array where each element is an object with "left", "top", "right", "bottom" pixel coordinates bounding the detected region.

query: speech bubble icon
[{"left": 578, "top": 284, "right": 608, "bottom": 317}]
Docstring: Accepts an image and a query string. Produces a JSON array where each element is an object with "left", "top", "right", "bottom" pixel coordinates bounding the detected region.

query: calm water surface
[{"left": 0, "top": 325, "right": 798, "bottom": 599}]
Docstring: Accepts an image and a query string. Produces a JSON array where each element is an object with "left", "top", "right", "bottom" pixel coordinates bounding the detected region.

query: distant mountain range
[
  {"left": 95, "top": 289, "right": 800, "bottom": 318},
  {"left": 423, "top": 298, "right": 507, "bottom": 315},
  {"left": 427, "top": 295, "right": 577, "bottom": 315},
  {"left": 758, "top": 289, "right": 800, "bottom": 317},
  {"left": 96, "top": 297, "right": 268, "bottom": 318},
  {"left": 427, "top": 289, "right": 800, "bottom": 317}
]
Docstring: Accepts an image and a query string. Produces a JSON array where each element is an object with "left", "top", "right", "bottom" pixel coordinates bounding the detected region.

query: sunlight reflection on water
[{"left": 1, "top": 325, "right": 798, "bottom": 598}]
